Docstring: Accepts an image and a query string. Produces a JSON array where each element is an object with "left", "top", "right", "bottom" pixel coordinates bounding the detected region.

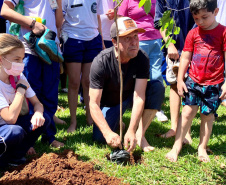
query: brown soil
[{"left": 0, "top": 150, "right": 127, "bottom": 185}]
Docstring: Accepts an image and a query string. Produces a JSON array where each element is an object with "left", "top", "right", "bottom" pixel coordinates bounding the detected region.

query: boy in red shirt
[{"left": 166, "top": 0, "right": 226, "bottom": 163}]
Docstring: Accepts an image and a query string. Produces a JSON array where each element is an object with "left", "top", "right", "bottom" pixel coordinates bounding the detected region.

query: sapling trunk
[{"left": 114, "top": 0, "right": 124, "bottom": 143}]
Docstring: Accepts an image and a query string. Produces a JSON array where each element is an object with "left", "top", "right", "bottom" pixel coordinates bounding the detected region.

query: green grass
[{"left": 1, "top": 86, "right": 226, "bottom": 184}]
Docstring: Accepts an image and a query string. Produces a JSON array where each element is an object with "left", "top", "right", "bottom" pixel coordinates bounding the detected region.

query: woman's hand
[{"left": 31, "top": 112, "right": 45, "bottom": 130}]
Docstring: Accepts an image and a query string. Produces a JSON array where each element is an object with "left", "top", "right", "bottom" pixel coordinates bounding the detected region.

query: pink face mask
[{"left": 2, "top": 57, "right": 24, "bottom": 76}]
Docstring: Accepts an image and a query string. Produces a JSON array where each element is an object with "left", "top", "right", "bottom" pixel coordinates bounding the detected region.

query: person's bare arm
[
  {"left": 124, "top": 79, "right": 147, "bottom": 152},
  {"left": 1, "top": 1, "right": 46, "bottom": 35},
  {"left": 55, "top": 0, "right": 63, "bottom": 29},
  {"left": 219, "top": 51, "right": 226, "bottom": 100},
  {"left": 89, "top": 88, "right": 122, "bottom": 149},
  {"left": 177, "top": 51, "right": 192, "bottom": 97},
  {"left": 97, "top": 15, "right": 105, "bottom": 50},
  {"left": 0, "top": 88, "right": 25, "bottom": 124},
  {"left": 160, "top": 29, "right": 179, "bottom": 60}
]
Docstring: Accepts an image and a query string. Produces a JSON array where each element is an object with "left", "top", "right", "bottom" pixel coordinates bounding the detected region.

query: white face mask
[{"left": 2, "top": 57, "right": 24, "bottom": 76}]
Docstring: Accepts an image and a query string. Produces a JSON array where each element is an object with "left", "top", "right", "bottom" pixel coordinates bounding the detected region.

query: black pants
[{"left": 0, "top": 18, "right": 6, "bottom": 33}]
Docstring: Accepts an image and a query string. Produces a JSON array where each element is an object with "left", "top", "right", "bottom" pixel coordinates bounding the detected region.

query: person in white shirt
[
  {"left": 61, "top": 0, "right": 104, "bottom": 133},
  {"left": 100, "top": 0, "right": 115, "bottom": 48},
  {"left": 0, "top": 34, "right": 50, "bottom": 167},
  {"left": 1, "top": 0, "right": 64, "bottom": 148}
]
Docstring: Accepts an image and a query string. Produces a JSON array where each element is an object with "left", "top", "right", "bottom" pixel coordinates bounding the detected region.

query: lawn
[{"left": 1, "top": 85, "right": 226, "bottom": 184}]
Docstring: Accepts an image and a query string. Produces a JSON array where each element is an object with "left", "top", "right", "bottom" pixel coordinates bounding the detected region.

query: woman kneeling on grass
[{"left": 0, "top": 34, "right": 51, "bottom": 168}]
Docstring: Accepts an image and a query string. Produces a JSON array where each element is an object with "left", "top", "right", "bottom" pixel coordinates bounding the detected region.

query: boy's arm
[
  {"left": 177, "top": 51, "right": 192, "bottom": 98},
  {"left": 1, "top": 1, "right": 46, "bottom": 35},
  {"left": 160, "top": 29, "right": 179, "bottom": 60},
  {"left": 97, "top": 15, "right": 105, "bottom": 50},
  {"left": 219, "top": 51, "right": 226, "bottom": 100}
]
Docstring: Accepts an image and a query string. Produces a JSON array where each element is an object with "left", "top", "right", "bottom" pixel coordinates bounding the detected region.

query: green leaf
[
  {"left": 165, "top": 37, "right": 173, "bottom": 48},
  {"left": 161, "top": 43, "right": 166, "bottom": 50},
  {"left": 139, "top": 0, "right": 146, "bottom": 8},
  {"left": 144, "top": 0, "right": 152, "bottom": 14},
  {"left": 174, "top": 26, "right": 180, "bottom": 35},
  {"left": 171, "top": 39, "right": 176, "bottom": 44},
  {"left": 159, "top": 10, "right": 171, "bottom": 27}
]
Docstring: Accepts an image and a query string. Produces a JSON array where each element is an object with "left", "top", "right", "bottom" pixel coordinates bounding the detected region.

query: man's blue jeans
[{"left": 93, "top": 80, "right": 165, "bottom": 144}]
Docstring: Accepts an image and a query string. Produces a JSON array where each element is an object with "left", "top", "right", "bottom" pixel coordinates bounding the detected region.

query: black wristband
[
  {"left": 30, "top": 19, "right": 36, "bottom": 29},
  {"left": 16, "top": 83, "right": 27, "bottom": 90}
]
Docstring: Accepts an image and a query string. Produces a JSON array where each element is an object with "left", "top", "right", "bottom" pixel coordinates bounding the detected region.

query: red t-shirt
[{"left": 183, "top": 24, "right": 226, "bottom": 85}]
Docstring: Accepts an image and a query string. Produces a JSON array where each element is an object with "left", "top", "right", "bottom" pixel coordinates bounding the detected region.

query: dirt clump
[{"left": 0, "top": 150, "right": 126, "bottom": 185}]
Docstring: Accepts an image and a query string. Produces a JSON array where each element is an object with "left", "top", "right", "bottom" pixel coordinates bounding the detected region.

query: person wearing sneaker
[
  {"left": 90, "top": 17, "right": 165, "bottom": 152},
  {"left": 61, "top": 0, "right": 104, "bottom": 133},
  {"left": 0, "top": 34, "right": 51, "bottom": 168},
  {"left": 118, "top": 0, "right": 168, "bottom": 123},
  {"left": 155, "top": 0, "right": 195, "bottom": 143},
  {"left": 1, "top": 0, "right": 64, "bottom": 148}
]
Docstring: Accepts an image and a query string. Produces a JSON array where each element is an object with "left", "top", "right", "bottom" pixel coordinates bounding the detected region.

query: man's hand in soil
[
  {"left": 104, "top": 131, "right": 122, "bottom": 149},
  {"left": 124, "top": 130, "right": 137, "bottom": 152}
]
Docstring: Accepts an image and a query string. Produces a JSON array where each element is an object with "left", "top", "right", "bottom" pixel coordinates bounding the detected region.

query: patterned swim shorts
[{"left": 182, "top": 77, "right": 223, "bottom": 115}]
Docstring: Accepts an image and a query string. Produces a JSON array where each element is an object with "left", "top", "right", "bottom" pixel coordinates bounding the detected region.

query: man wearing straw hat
[{"left": 89, "top": 17, "right": 165, "bottom": 152}]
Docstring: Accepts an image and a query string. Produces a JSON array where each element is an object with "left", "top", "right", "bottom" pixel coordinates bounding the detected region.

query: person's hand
[
  {"left": 106, "top": 9, "right": 114, "bottom": 20},
  {"left": 177, "top": 80, "right": 188, "bottom": 98},
  {"left": 219, "top": 83, "right": 226, "bottom": 100},
  {"left": 102, "top": 41, "right": 106, "bottom": 50},
  {"left": 32, "top": 21, "right": 47, "bottom": 36},
  {"left": 167, "top": 43, "right": 179, "bottom": 60},
  {"left": 31, "top": 112, "right": 45, "bottom": 130},
  {"left": 16, "top": 79, "right": 30, "bottom": 90},
  {"left": 104, "top": 131, "right": 122, "bottom": 149},
  {"left": 124, "top": 130, "right": 137, "bottom": 152}
]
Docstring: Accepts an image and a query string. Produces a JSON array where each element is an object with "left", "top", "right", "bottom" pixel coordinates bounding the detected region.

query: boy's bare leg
[
  {"left": 198, "top": 113, "right": 214, "bottom": 163},
  {"left": 166, "top": 105, "right": 198, "bottom": 162},
  {"left": 136, "top": 109, "right": 157, "bottom": 152},
  {"left": 66, "top": 63, "right": 82, "bottom": 133},
  {"left": 161, "top": 84, "right": 192, "bottom": 144},
  {"left": 161, "top": 84, "right": 180, "bottom": 138}
]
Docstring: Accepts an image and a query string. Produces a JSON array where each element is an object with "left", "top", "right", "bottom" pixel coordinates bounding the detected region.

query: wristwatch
[{"left": 16, "top": 83, "right": 27, "bottom": 90}]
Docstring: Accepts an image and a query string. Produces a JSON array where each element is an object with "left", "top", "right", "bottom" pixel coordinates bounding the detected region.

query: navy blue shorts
[
  {"left": 182, "top": 77, "right": 223, "bottom": 115},
  {"left": 63, "top": 34, "right": 102, "bottom": 63}
]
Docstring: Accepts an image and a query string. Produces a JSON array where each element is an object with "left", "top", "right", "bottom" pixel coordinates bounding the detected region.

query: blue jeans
[
  {"left": 93, "top": 80, "right": 165, "bottom": 143},
  {"left": 139, "top": 39, "right": 163, "bottom": 84},
  {"left": 23, "top": 54, "right": 60, "bottom": 144},
  {"left": 0, "top": 113, "right": 51, "bottom": 167}
]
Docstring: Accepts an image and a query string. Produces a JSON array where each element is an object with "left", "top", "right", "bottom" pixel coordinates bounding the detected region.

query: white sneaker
[
  {"left": 166, "top": 55, "right": 179, "bottom": 84},
  {"left": 156, "top": 110, "right": 168, "bottom": 122},
  {"left": 61, "top": 88, "right": 68, "bottom": 93}
]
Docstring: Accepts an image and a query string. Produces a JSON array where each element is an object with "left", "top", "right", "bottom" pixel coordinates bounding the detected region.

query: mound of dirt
[{"left": 0, "top": 150, "right": 127, "bottom": 185}]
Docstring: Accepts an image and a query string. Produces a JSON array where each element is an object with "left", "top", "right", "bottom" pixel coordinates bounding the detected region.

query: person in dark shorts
[{"left": 166, "top": 0, "right": 226, "bottom": 163}]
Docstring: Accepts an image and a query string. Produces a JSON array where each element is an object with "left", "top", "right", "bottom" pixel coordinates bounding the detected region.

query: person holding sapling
[{"left": 89, "top": 17, "right": 165, "bottom": 152}]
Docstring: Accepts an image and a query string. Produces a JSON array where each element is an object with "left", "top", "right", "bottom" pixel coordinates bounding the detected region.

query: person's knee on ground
[{"left": 3, "top": 125, "right": 26, "bottom": 146}]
